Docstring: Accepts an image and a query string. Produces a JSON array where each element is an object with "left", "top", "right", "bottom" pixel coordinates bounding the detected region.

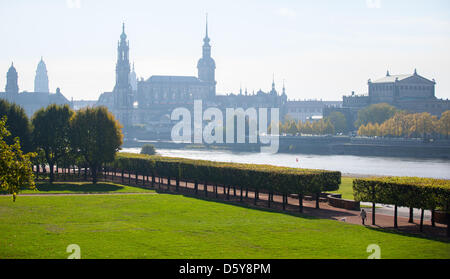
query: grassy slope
[
  {"left": 1, "top": 182, "right": 155, "bottom": 195},
  {"left": 329, "top": 177, "right": 354, "bottom": 200},
  {"left": 0, "top": 194, "right": 448, "bottom": 259}
]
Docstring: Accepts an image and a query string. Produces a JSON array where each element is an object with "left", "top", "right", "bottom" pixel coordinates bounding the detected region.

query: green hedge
[
  {"left": 108, "top": 153, "right": 341, "bottom": 195},
  {"left": 353, "top": 177, "right": 450, "bottom": 212}
]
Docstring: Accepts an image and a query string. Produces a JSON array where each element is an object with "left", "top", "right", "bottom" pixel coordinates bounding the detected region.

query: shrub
[
  {"left": 108, "top": 153, "right": 341, "bottom": 195},
  {"left": 140, "top": 144, "right": 156, "bottom": 155},
  {"left": 353, "top": 177, "right": 450, "bottom": 211}
]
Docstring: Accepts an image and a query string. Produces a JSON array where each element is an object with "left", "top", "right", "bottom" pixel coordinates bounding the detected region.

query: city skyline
[{"left": 1, "top": 0, "right": 449, "bottom": 101}]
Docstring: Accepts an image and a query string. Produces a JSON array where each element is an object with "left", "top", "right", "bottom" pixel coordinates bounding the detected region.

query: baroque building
[
  {"left": 97, "top": 19, "right": 339, "bottom": 138},
  {"left": 0, "top": 61, "right": 71, "bottom": 117},
  {"left": 324, "top": 70, "right": 450, "bottom": 131}
]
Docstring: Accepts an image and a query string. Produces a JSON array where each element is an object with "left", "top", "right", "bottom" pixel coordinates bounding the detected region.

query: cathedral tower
[
  {"left": 5, "top": 63, "right": 19, "bottom": 94},
  {"left": 34, "top": 57, "right": 49, "bottom": 93},
  {"left": 113, "top": 23, "right": 133, "bottom": 127},
  {"left": 197, "top": 15, "right": 216, "bottom": 98}
]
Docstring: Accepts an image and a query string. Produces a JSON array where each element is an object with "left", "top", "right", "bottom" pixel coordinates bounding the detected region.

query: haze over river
[{"left": 121, "top": 148, "right": 450, "bottom": 179}]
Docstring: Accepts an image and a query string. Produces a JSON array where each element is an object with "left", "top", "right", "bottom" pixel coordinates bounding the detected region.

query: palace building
[
  {"left": 324, "top": 70, "right": 450, "bottom": 130},
  {"left": 97, "top": 19, "right": 296, "bottom": 138},
  {"left": 0, "top": 59, "right": 71, "bottom": 117}
]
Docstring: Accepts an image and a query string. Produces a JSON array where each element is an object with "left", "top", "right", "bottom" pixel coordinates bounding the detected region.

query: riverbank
[
  {"left": 124, "top": 136, "right": 450, "bottom": 160},
  {"left": 121, "top": 147, "right": 450, "bottom": 179}
]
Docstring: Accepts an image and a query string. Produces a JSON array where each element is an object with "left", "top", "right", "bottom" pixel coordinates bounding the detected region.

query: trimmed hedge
[
  {"left": 108, "top": 153, "right": 341, "bottom": 195},
  {"left": 353, "top": 177, "right": 450, "bottom": 211}
]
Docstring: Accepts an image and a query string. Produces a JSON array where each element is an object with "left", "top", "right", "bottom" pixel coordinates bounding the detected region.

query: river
[{"left": 121, "top": 148, "right": 450, "bottom": 179}]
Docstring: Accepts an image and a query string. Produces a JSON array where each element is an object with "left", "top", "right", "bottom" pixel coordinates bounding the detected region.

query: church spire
[
  {"left": 114, "top": 22, "right": 131, "bottom": 91},
  {"left": 272, "top": 74, "right": 275, "bottom": 88},
  {"left": 35, "top": 57, "right": 49, "bottom": 93},
  {"left": 6, "top": 62, "right": 19, "bottom": 94},
  {"left": 205, "top": 13, "right": 209, "bottom": 40},
  {"left": 197, "top": 15, "right": 216, "bottom": 97}
]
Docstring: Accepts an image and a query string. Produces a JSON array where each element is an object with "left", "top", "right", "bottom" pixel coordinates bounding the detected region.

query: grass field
[
  {"left": 1, "top": 181, "right": 155, "bottom": 195},
  {"left": 329, "top": 177, "right": 354, "bottom": 200},
  {"left": 0, "top": 191, "right": 448, "bottom": 259}
]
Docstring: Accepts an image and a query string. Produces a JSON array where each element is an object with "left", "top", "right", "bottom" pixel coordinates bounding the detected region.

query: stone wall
[{"left": 327, "top": 194, "right": 360, "bottom": 211}]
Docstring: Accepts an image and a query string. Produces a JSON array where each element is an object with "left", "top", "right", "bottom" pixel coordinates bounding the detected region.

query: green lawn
[
  {"left": 329, "top": 177, "right": 354, "bottom": 200},
  {"left": 0, "top": 193, "right": 448, "bottom": 259},
  {"left": 1, "top": 181, "right": 154, "bottom": 195}
]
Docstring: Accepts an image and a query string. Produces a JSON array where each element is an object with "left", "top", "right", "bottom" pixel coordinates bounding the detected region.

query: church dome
[
  {"left": 36, "top": 58, "right": 47, "bottom": 73},
  {"left": 7, "top": 63, "right": 17, "bottom": 75}
]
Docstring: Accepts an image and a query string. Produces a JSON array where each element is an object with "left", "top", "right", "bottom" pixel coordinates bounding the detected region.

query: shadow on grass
[
  {"left": 153, "top": 188, "right": 319, "bottom": 221},
  {"left": 34, "top": 182, "right": 124, "bottom": 193},
  {"left": 151, "top": 185, "right": 450, "bottom": 243},
  {"left": 365, "top": 223, "right": 450, "bottom": 244}
]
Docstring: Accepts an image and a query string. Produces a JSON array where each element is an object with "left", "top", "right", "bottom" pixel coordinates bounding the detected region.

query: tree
[
  {"left": 70, "top": 106, "right": 123, "bottom": 184},
  {"left": 0, "top": 117, "right": 35, "bottom": 201},
  {"left": 141, "top": 144, "right": 156, "bottom": 155},
  {"left": 0, "top": 99, "right": 33, "bottom": 153},
  {"left": 326, "top": 111, "right": 347, "bottom": 134},
  {"left": 438, "top": 111, "right": 450, "bottom": 139},
  {"left": 32, "top": 104, "right": 74, "bottom": 183},
  {"left": 323, "top": 119, "right": 335, "bottom": 135},
  {"left": 355, "top": 103, "right": 399, "bottom": 128}
]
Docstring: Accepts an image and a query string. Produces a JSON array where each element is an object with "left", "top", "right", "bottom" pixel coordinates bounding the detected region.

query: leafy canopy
[{"left": 0, "top": 116, "right": 36, "bottom": 201}]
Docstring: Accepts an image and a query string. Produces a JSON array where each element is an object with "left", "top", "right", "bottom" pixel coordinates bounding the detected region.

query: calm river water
[{"left": 121, "top": 148, "right": 450, "bottom": 179}]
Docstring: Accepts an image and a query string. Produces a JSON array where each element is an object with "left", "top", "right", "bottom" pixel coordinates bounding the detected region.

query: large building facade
[
  {"left": 0, "top": 60, "right": 71, "bottom": 117},
  {"left": 325, "top": 70, "right": 450, "bottom": 131},
  {"left": 97, "top": 20, "right": 296, "bottom": 138}
]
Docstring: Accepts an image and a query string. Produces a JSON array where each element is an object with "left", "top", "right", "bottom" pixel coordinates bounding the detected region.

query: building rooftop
[{"left": 146, "top": 75, "right": 200, "bottom": 83}]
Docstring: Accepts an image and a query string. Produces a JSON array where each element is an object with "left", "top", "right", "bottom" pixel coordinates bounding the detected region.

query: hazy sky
[{"left": 1, "top": 0, "right": 449, "bottom": 101}]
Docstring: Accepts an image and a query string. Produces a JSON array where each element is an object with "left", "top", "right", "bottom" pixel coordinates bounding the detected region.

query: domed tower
[
  {"left": 5, "top": 63, "right": 19, "bottom": 94},
  {"left": 34, "top": 57, "right": 49, "bottom": 93},
  {"left": 112, "top": 23, "right": 133, "bottom": 128},
  {"left": 129, "top": 62, "right": 137, "bottom": 92},
  {"left": 197, "top": 15, "right": 216, "bottom": 98}
]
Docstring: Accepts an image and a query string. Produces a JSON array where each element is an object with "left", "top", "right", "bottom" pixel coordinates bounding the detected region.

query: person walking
[{"left": 360, "top": 209, "right": 367, "bottom": 225}]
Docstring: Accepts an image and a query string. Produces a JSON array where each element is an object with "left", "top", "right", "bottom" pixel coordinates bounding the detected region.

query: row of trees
[
  {"left": 357, "top": 110, "right": 450, "bottom": 138},
  {"left": 0, "top": 99, "right": 123, "bottom": 188},
  {"left": 353, "top": 177, "right": 450, "bottom": 236},
  {"left": 110, "top": 152, "right": 341, "bottom": 210}
]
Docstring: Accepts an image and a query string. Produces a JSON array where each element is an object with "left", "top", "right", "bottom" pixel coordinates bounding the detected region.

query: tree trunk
[
  {"left": 431, "top": 209, "right": 435, "bottom": 227},
  {"left": 49, "top": 163, "right": 54, "bottom": 183},
  {"left": 204, "top": 182, "right": 208, "bottom": 197},
  {"left": 315, "top": 193, "right": 320, "bottom": 209},
  {"left": 299, "top": 194, "right": 303, "bottom": 213},
  {"left": 267, "top": 193, "right": 271, "bottom": 208},
  {"left": 282, "top": 194, "right": 286, "bottom": 211},
  {"left": 36, "top": 164, "right": 40, "bottom": 180},
  {"left": 240, "top": 187, "right": 243, "bottom": 202},
  {"left": 92, "top": 166, "right": 98, "bottom": 184},
  {"left": 195, "top": 181, "right": 198, "bottom": 195},
  {"left": 408, "top": 207, "right": 414, "bottom": 223},
  {"left": 254, "top": 190, "right": 258, "bottom": 205},
  {"left": 372, "top": 202, "right": 376, "bottom": 225},
  {"left": 420, "top": 209, "right": 424, "bottom": 232},
  {"left": 176, "top": 178, "right": 179, "bottom": 192},
  {"left": 446, "top": 212, "right": 450, "bottom": 238},
  {"left": 394, "top": 205, "right": 398, "bottom": 229}
]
